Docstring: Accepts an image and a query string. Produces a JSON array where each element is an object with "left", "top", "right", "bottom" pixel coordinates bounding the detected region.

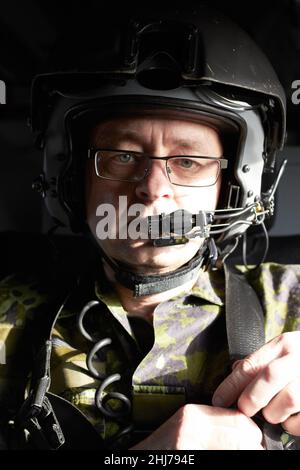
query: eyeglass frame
[{"left": 87, "top": 148, "right": 228, "bottom": 188}]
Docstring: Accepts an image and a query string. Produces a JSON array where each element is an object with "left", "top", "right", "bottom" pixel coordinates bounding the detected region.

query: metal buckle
[{"left": 25, "top": 396, "right": 65, "bottom": 449}]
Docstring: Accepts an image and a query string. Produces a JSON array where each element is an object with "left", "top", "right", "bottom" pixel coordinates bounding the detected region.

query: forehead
[{"left": 90, "top": 114, "right": 222, "bottom": 148}]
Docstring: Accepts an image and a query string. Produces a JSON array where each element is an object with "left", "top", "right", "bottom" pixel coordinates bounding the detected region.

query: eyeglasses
[{"left": 87, "top": 148, "right": 228, "bottom": 187}]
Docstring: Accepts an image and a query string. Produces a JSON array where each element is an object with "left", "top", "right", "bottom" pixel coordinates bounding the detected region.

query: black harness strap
[
  {"left": 224, "top": 263, "right": 265, "bottom": 360},
  {"left": 224, "top": 262, "right": 284, "bottom": 450},
  {"left": 14, "top": 293, "right": 70, "bottom": 449}
]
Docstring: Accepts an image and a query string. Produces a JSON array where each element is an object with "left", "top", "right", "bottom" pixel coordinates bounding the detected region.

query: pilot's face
[{"left": 85, "top": 115, "right": 223, "bottom": 275}]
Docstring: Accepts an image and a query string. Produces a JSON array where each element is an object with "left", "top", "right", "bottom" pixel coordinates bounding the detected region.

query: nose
[{"left": 135, "top": 159, "right": 174, "bottom": 202}]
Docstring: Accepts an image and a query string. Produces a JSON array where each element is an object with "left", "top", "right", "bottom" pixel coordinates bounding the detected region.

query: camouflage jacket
[{"left": 1, "top": 262, "right": 300, "bottom": 448}]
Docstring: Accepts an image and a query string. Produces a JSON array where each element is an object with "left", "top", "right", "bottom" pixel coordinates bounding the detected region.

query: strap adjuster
[
  {"left": 16, "top": 394, "right": 65, "bottom": 450},
  {"left": 15, "top": 340, "right": 65, "bottom": 449},
  {"left": 25, "top": 396, "right": 65, "bottom": 449}
]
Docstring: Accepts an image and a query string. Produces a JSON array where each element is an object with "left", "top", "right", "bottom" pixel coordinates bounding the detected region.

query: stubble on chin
[{"left": 100, "top": 237, "right": 203, "bottom": 274}]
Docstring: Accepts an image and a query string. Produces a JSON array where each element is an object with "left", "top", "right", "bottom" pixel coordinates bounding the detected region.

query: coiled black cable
[{"left": 77, "top": 300, "right": 133, "bottom": 445}]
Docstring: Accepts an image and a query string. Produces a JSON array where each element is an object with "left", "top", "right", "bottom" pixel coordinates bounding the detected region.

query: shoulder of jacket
[
  {"left": 256, "top": 262, "right": 300, "bottom": 281},
  {"left": 0, "top": 273, "right": 51, "bottom": 328}
]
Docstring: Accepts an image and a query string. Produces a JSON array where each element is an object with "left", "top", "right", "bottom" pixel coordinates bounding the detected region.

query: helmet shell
[{"left": 30, "top": 5, "right": 286, "bottom": 236}]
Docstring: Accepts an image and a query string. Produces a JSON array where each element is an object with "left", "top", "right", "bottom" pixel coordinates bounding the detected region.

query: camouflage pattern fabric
[{"left": 1, "top": 263, "right": 300, "bottom": 447}]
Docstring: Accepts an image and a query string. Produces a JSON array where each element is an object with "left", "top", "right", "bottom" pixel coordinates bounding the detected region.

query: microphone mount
[{"left": 147, "top": 159, "right": 287, "bottom": 247}]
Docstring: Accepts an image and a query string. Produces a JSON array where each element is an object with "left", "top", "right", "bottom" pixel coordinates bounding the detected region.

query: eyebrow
[
  {"left": 93, "top": 129, "right": 210, "bottom": 150},
  {"left": 171, "top": 139, "right": 208, "bottom": 149}
]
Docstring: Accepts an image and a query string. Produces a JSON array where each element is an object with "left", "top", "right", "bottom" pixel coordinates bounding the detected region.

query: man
[{"left": 1, "top": 5, "right": 300, "bottom": 450}]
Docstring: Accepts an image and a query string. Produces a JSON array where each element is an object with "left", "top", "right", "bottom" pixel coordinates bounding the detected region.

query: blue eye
[
  {"left": 118, "top": 153, "right": 134, "bottom": 163},
  {"left": 179, "top": 159, "right": 193, "bottom": 168}
]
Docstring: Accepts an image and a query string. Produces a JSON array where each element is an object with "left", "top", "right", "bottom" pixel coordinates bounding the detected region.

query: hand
[
  {"left": 130, "top": 404, "right": 263, "bottom": 450},
  {"left": 212, "top": 332, "right": 300, "bottom": 436}
]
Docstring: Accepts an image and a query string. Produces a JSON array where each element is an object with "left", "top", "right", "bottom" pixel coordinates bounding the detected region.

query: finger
[
  {"left": 237, "top": 354, "right": 300, "bottom": 416},
  {"left": 282, "top": 413, "right": 300, "bottom": 436},
  {"left": 212, "top": 333, "right": 298, "bottom": 408},
  {"left": 262, "top": 377, "right": 300, "bottom": 424},
  {"left": 201, "top": 406, "right": 264, "bottom": 449}
]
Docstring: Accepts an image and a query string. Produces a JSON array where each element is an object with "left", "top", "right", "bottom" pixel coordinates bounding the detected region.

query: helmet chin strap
[{"left": 96, "top": 237, "right": 218, "bottom": 297}]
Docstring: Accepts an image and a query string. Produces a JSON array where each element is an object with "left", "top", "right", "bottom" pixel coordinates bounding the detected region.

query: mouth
[
  {"left": 123, "top": 237, "right": 193, "bottom": 251},
  {"left": 95, "top": 199, "right": 205, "bottom": 244}
]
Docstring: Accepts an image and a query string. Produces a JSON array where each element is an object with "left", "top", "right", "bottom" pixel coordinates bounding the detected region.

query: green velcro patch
[{"left": 132, "top": 384, "right": 185, "bottom": 428}]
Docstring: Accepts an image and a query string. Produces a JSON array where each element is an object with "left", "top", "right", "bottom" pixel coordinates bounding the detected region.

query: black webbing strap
[
  {"left": 14, "top": 295, "right": 70, "bottom": 449},
  {"left": 224, "top": 263, "right": 265, "bottom": 360},
  {"left": 224, "top": 262, "right": 284, "bottom": 450}
]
